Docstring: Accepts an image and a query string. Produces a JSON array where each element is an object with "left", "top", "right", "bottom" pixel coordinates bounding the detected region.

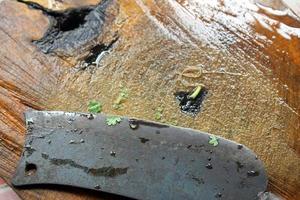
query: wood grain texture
[{"left": 0, "top": 0, "right": 299, "bottom": 199}]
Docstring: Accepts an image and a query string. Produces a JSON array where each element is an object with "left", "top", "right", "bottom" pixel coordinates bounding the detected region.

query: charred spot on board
[
  {"left": 83, "top": 37, "right": 118, "bottom": 66},
  {"left": 17, "top": 0, "right": 119, "bottom": 56},
  {"left": 174, "top": 86, "right": 207, "bottom": 115}
]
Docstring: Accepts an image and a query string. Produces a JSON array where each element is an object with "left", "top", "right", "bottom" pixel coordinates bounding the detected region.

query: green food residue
[
  {"left": 88, "top": 100, "right": 102, "bottom": 113},
  {"left": 169, "top": 120, "right": 178, "bottom": 126},
  {"left": 188, "top": 84, "right": 204, "bottom": 99},
  {"left": 154, "top": 108, "right": 163, "bottom": 121},
  {"left": 113, "top": 87, "right": 129, "bottom": 110},
  {"left": 106, "top": 116, "right": 122, "bottom": 126},
  {"left": 208, "top": 135, "right": 219, "bottom": 146}
]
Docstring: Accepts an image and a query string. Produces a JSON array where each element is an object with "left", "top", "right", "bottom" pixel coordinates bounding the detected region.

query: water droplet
[
  {"left": 87, "top": 114, "right": 94, "bottom": 120},
  {"left": 69, "top": 140, "right": 75, "bottom": 144},
  {"left": 80, "top": 139, "right": 85, "bottom": 143},
  {"left": 162, "top": 157, "right": 165, "bottom": 160},
  {"left": 237, "top": 144, "right": 243, "bottom": 149},
  {"left": 207, "top": 157, "right": 212, "bottom": 161},
  {"left": 94, "top": 185, "right": 101, "bottom": 190},
  {"left": 27, "top": 119, "right": 34, "bottom": 125},
  {"left": 110, "top": 151, "right": 116, "bottom": 157},
  {"left": 247, "top": 170, "right": 259, "bottom": 177},
  {"left": 67, "top": 118, "right": 74, "bottom": 124},
  {"left": 47, "top": 140, "right": 51, "bottom": 144},
  {"left": 206, "top": 163, "right": 213, "bottom": 169},
  {"left": 215, "top": 192, "right": 222, "bottom": 198},
  {"left": 129, "top": 119, "right": 139, "bottom": 129}
]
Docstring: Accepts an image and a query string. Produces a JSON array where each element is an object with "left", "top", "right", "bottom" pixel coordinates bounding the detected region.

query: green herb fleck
[
  {"left": 188, "top": 84, "right": 204, "bottom": 99},
  {"left": 106, "top": 116, "right": 122, "bottom": 126},
  {"left": 88, "top": 100, "right": 102, "bottom": 113},
  {"left": 154, "top": 108, "right": 163, "bottom": 121},
  {"left": 208, "top": 135, "right": 219, "bottom": 147},
  {"left": 113, "top": 87, "right": 129, "bottom": 110},
  {"left": 169, "top": 120, "right": 178, "bottom": 126}
]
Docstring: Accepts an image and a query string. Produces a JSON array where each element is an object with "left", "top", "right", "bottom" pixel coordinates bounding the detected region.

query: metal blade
[{"left": 12, "top": 111, "right": 267, "bottom": 200}]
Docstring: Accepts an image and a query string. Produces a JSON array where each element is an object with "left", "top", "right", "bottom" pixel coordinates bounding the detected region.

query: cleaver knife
[{"left": 12, "top": 111, "right": 267, "bottom": 200}]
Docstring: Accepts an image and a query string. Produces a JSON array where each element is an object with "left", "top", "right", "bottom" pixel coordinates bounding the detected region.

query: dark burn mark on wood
[
  {"left": 41, "top": 153, "right": 128, "bottom": 177},
  {"left": 17, "top": 0, "right": 118, "bottom": 56},
  {"left": 83, "top": 37, "right": 118, "bottom": 65},
  {"left": 174, "top": 88, "right": 207, "bottom": 115}
]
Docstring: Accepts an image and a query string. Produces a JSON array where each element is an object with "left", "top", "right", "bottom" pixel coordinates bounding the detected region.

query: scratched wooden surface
[{"left": 0, "top": 0, "right": 299, "bottom": 199}]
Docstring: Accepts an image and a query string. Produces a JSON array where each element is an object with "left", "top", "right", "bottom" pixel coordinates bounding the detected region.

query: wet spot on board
[{"left": 174, "top": 88, "right": 207, "bottom": 115}]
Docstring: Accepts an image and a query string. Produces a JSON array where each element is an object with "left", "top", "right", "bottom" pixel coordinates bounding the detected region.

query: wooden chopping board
[{"left": 0, "top": 0, "right": 299, "bottom": 199}]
